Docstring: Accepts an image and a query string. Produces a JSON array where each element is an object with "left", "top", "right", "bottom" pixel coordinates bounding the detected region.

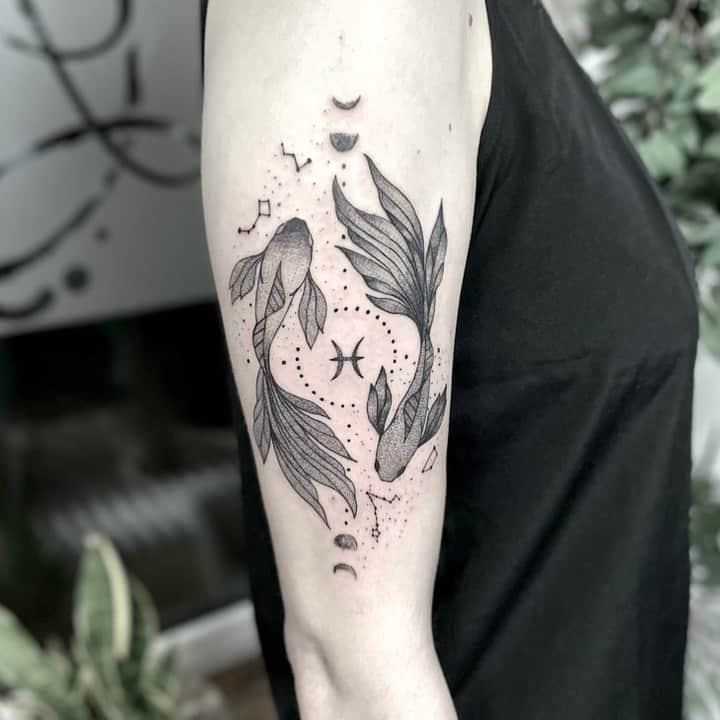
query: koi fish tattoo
[
  {"left": 333, "top": 155, "right": 448, "bottom": 482},
  {"left": 229, "top": 218, "right": 357, "bottom": 526}
]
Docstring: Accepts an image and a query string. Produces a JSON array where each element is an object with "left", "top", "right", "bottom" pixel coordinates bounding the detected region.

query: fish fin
[
  {"left": 274, "top": 445, "right": 329, "bottom": 527},
  {"left": 333, "top": 178, "right": 422, "bottom": 322},
  {"left": 267, "top": 263, "right": 286, "bottom": 314},
  {"left": 277, "top": 386, "right": 329, "bottom": 418},
  {"left": 298, "top": 272, "right": 327, "bottom": 348},
  {"left": 365, "top": 155, "right": 424, "bottom": 260},
  {"left": 253, "top": 370, "right": 271, "bottom": 461},
  {"left": 403, "top": 388, "right": 422, "bottom": 440},
  {"left": 425, "top": 202, "right": 447, "bottom": 322},
  {"left": 269, "top": 378, "right": 357, "bottom": 518},
  {"left": 229, "top": 252, "right": 263, "bottom": 303},
  {"left": 419, "top": 386, "right": 447, "bottom": 446},
  {"left": 367, "top": 367, "right": 392, "bottom": 434}
]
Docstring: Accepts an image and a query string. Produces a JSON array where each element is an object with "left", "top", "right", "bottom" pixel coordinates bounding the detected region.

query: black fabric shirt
[{"left": 230, "top": 2, "right": 699, "bottom": 717}]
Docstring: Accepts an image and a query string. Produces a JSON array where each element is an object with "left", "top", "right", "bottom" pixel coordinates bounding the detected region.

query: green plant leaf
[
  {"left": 702, "top": 132, "right": 720, "bottom": 160},
  {"left": 604, "top": 62, "right": 665, "bottom": 99},
  {"left": 638, "top": 130, "right": 686, "bottom": 178}
]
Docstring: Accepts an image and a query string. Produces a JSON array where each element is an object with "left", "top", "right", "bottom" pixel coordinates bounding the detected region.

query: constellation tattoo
[
  {"left": 333, "top": 156, "right": 448, "bottom": 482},
  {"left": 229, "top": 218, "right": 357, "bottom": 526},
  {"left": 329, "top": 133, "right": 359, "bottom": 153},
  {"left": 280, "top": 141, "right": 312, "bottom": 172},
  {"left": 333, "top": 563, "right": 357, "bottom": 580},
  {"left": 332, "top": 95, "right": 362, "bottom": 111},
  {"left": 237, "top": 199, "right": 271, "bottom": 234},
  {"left": 329, "top": 338, "right": 364, "bottom": 380},
  {"left": 366, "top": 491, "right": 402, "bottom": 542}
]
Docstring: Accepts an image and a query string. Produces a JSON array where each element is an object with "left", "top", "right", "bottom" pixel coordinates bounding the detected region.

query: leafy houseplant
[
  {"left": 0, "top": 534, "right": 179, "bottom": 720},
  {"left": 585, "top": 0, "right": 720, "bottom": 354}
]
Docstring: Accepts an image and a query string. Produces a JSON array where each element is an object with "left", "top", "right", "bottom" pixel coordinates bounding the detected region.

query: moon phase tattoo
[
  {"left": 332, "top": 95, "right": 362, "bottom": 111},
  {"left": 229, "top": 218, "right": 357, "bottom": 526},
  {"left": 333, "top": 156, "right": 448, "bottom": 482},
  {"left": 329, "top": 133, "right": 359, "bottom": 152}
]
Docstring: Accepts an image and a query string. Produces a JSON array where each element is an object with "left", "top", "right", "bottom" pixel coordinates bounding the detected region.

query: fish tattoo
[
  {"left": 333, "top": 156, "right": 448, "bottom": 482},
  {"left": 229, "top": 218, "right": 357, "bottom": 525}
]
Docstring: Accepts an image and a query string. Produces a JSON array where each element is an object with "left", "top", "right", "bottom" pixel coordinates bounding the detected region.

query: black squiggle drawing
[
  {"left": 329, "top": 338, "right": 364, "bottom": 380},
  {"left": 334, "top": 534, "right": 358, "bottom": 551},
  {"left": 330, "top": 133, "right": 359, "bottom": 152},
  {"left": 333, "top": 563, "right": 357, "bottom": 579},
  {"left": 332, "top": 96, "right": 362, "bottom": 111},
  {"left": 333, "top": 156, "right": 448, "bottom": 482},
  {"left": 18, "top": 0, "right": 198, "bottom": 186},
  {"left": 0, "top": 1, "right": 200, "bottom": 321},
  {"left": 366, "top": 491, "right": 401, "bottom": 541},
  {"left": 0, "top": 289, "right": 54, "bottom": 319},
  {"left": 125, "top": 45, "right": 141, "bottom": 105},
  {"left": 229, "top": 218, "right": 357, "bottom": 526},
  {"left": 280, "top": 142, "right": 312, "bottom": 172},
  {"left": 237, "top": 199, "right": 271, "bottom": 235},
  {"left": 3, "top": 0, "right": 131, "bottom": 60}
]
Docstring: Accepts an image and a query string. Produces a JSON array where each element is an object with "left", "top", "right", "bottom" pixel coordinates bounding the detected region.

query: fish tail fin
[
  {"left": 333, "top": 172, "right": 424, "bottom": 326},
  {"left": 260, "top": 373, "right": 357, "bottom": 525}
]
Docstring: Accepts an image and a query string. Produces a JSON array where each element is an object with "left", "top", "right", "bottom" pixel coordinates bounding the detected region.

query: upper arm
[{"left": 202, "top": 0, "right": 491, "bottom": 712}]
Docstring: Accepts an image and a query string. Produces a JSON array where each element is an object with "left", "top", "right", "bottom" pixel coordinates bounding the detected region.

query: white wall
[{"left": 0, "top": 0, "right": 212, "bottom": 337}]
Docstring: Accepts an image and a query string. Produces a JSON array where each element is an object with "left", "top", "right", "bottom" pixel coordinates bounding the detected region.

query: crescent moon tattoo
[
  {"left": 332, "top": 95, "right": 362, "bottom": 111},
  {"left": 333, "top": 563, "right": 358, "bottom": 579}
]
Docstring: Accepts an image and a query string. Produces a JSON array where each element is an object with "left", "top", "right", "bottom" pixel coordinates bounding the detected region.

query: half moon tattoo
[
  {"left": 333, "top": 155, "right": 448, "bottom": 482},
  {"left": 229, "top": 218, "right": 357, "bottom": 526}
]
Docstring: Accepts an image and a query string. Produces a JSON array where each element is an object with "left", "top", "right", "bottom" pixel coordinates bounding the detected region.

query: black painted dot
[
  {"left": 404, "top": 354, "right": 409, "bottom": 359},
  {"left": 334, "top": 308, "right": 339, "bottom": 313},
  {"left": 375, "top": 315, "right": 380, "bottom": 320},
  {"left": 387, "top": 329, "right": 391, "bottom": 334},
  {"left": 343, "top": 286, "right": 348, "bottom": 291},
  {"left": 355, "top": 306, "right": 359, "bottom": 311},
  {"left": 281, "top": 360, "right": 287, "bottom": 365},
  {"left": 344, "top": 306, "right": 348, "bottom": 311},
  {"left": 246, "top": 359, "right": 251, "bottom": 364},
  {"left": 64, "top": 265, "right": 89, "bottom": 292},
  {"left": 312, "top": 390, "right": 316, "bottom": 395},
  {"left": 365, "top": 309, "right": 370, "bottom": 315}
]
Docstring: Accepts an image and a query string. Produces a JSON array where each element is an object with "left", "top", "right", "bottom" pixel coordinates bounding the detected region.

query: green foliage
[
  {"left": 587, "top": 0, "right": 720, "bottom": 354},
  {"left": 0, "top": 534, "right": 180, "bottom": 720}
]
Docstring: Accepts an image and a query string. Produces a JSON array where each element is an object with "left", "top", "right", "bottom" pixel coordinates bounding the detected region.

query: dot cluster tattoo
[{"left": 228, "top": 92, "right": 449, "bottom": 580}]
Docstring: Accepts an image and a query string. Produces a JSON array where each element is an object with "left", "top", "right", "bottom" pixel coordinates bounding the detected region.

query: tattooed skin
[
  {"left": 229, "top": 218, "right": 358, "bottom": 526},
  {"left": 333, "top": 156, "right": 448, "bottom": 482}
]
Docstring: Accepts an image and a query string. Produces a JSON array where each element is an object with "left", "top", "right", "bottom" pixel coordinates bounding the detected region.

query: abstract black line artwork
[
  {"left": 237, "top": 199, "right": 272, "bottom": 234},
  {"left": 329, "top": 133, "right": 359, "bottom": 153},
  {"left": 229, "top": 218, "right": 357, "bottom": 526},
  {"left": 366, "top": 491, "right": 401, "bottom": 541},
  {"left": 0, "top": 0, "right": 200, "bottom": 322},
  {"left": 333, "top": 156, "right": 448, "bottom": 482},
  {"left": 280, "top": 142, "right": 312, "bottom": 172},
  {"left": 332, "top": 563, "right": 357, "bottom": 579},
  {"left": 329, "top": 338, "right": 364, "bottom": 380},
  {"left": 332, "top": 96, "right": 362, "bottom": 111}
]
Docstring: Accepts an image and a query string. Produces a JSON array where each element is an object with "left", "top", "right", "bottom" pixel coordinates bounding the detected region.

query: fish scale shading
[
  {"left": 333, "top": 155, "right": 448, "bottom": 482},
  {"left": 229, "top": 218, "right": 357, "bottom": 526}
]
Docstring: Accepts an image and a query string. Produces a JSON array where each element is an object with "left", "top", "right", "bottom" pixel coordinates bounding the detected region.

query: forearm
[{"left": 286, "top": 615, "right": 456, "bottom": 720}]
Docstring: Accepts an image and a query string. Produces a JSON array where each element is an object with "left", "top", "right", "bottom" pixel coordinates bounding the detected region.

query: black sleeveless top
[{"left": 232, "top": 2, "right": 699, "bottom": 717}]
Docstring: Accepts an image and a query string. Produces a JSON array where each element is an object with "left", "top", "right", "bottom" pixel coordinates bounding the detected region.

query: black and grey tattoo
[
  {"left": 333, "top": 156, "right": 448, "bottom": 482},
  {"left": 329, "top": 133, "right": 359, "bottom": 152},
  {"left": 332, "top": 562, "right": 358, "bottom": 579},
  {"left": 280, "top": 141, "right": 312, "bottom": 172},
  {"left": 332, "top": 95, "right": 362, "bottom": 111},
  {"left": 229, "top": 218, "right": 357, "bottom": 526},
  {"left": 237, "top": 198, "right": 271, "bottom": 235},
  {"left": 330, "top": 338, "right": 365, "bottom": 380}
]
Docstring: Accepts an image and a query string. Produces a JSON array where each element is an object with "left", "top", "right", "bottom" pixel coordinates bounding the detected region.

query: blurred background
[{"left": 0, "top": 1, "right": 719, "bottom": 718}]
